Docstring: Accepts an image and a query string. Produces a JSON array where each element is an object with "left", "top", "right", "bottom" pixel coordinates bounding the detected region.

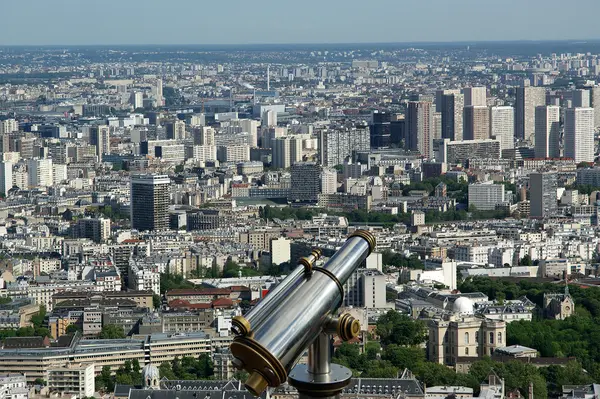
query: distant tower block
[{"left": 267, "top": 65, "right": 270, "bottom": 91}]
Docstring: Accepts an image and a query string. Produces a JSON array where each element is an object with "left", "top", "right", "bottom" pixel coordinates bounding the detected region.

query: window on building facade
[
  {"left": 489, "top": 332, "right": 494, "bottom": 344},
  {"left": 464, "top": 332, "right": 469, "bottom": 344}
]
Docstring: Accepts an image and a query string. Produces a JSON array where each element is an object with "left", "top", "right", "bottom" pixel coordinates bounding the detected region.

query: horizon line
[{"left": 1, "top": 38, "right": 600, "bottom": 47}]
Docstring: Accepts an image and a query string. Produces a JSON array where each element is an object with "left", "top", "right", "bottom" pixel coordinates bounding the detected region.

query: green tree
[
  {"left": 382, "top": 344, "right": 426, "bottom": 370},
  {"left": 160, "top": 273, "right": 194, "bottom": 294},
  {"left": 98, "top": 324, "right": 126, "bottom": 339},
  {"left": 30, "top": 305, "right": 46, "bottom": 328},
  {"left": 66, "top": 324, "right": 81, "bottom": 334},
  {"left": 95, "top": 366, "right": 114, "bottom": 392},
  {"left": 153, "top": 294, "right": 162, "bottom": 309},
  {"left": 376, "top": 310, "right": 427, "bottom": 346},
  {"left": 520, "top": 255, "right": 532, "bottom": 266}
]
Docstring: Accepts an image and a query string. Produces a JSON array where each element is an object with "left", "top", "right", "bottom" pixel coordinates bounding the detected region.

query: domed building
[
  {"left": 142, "top": 364, "right": 160, "bottom": 390},
  {"left": 428, "top": 295, "right": 506, "bottom": 369},
  {"left": 452, "top": 296, "right": 474, "bottom": 315}
]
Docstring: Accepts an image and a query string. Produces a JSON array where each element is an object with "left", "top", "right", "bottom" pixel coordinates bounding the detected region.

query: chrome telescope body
[
  {"left": 230, "top": 230, "right": 376, "bottom": 397},
  {"left": 231, "top": 248, "right": 322, "bottom": 336}
]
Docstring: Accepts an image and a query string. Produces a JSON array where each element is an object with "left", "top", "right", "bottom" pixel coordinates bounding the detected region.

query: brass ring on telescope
[
  {"left": 232, "top": 315, "right": 252, "bottom": 336},
  {"left": 313, "top": 266, "right": 344, "bottom": 303},
  {"left": 311, "top": 248, "right": 322, "bottom": 259},
  {"left": 299, "top": 257, "right": 313, "bottom": 274},
  {"left": 348, "top": 230, "right": 376, "bottom": 255},
  {"left": 337, "top": 313, "right": 361, "bottom": 341},
  {"left": 230, "top": 335, "right": 287, "bottom": 395}
]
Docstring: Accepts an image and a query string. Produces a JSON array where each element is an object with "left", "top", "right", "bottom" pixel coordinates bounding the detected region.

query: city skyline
[{"left": 3, "top": 0, "right": 600, "bottom": 46}]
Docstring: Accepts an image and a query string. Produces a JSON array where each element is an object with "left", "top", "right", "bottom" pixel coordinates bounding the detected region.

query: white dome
[
  {"left": 142, "top": 364, "right": 160, "bottom": 389},
  {"left": 452, "top": 297, "right": 474, "bottom": 315}
]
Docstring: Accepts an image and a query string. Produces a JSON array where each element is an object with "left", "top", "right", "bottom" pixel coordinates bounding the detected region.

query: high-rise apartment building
[
  {"left": 591, "top": 87, "right": 600, "bottom": 128},
  {"left": 435, "top": 89, "right": 461, "bottom": 111},
  {"left": 318, "top": 126, "right": 370, "bottom": 167},
  {"left": 192, "top": 126, "right": 215, "bottom": 146},
  {"left": 130, "top": 91, "right": 144, "bottom": 109},
  {"left": 74, "top": 218, "right": 111, "bottom": 243},
  {"left": 407, "top": 101, "right": 433, "bottom": 158},
  {"left": 0, "top": 119, "right": 18, "bottom": 135},
  {"left": 515, "top": 87, "right": 546, "bottom": 143},
  {"left": 272, "top": 136, "right": 303, "bottom": 169},
  {"left": 289, "top": 162, "right": 321, "bottom": 203},
  {"left": 321, "top": 168, "right": 338, "bottom": 195},
  {"left": 463, "top": 87, "right": 487, "bottom": 106},
  {"left": 530, "top": 172, "right": 558, "bottom": 218},
  {"left": 534, "top": 106, "right": 561, "bottom": 159},
  {"left": 370, "top": 111, "right": 391, "bottom": 147},
  {"left": 0, "top": 162, "right": 12, "bottom": 195},
  {"left": 463, "top": 106, "right": 490, "bottom": 140},
  {"left": 130, "top": 174, "right": 170, "bottom": 232},
  {"left": 440, "top": 93, "right": 464, "bottom": 141},
  {"left": 89, "top": 125, "right": 110, "bottom": 162},
  {"left": 216, "top": 145, "right": 250, "bottom": 163},
  {"left": 468, "top": 182, "right": 505, "bottom": 211},
  {"left": 489, "top": 106, "right": 515, "bottom": 151},
  {"left": 572, "top": 89, "right": 590, "bottom": 108},
  {"left": 565, "top": 107, "right": 594, "bottom": 163},
  {"left": 166, "top": 120, "right": 186, "bottom": 140},
  {"left": 27, "top": 158, "right": 53, "bottom": 188}
]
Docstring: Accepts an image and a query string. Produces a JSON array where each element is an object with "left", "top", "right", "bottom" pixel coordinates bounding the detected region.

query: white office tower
[
  {"left": 534, "top": 106, "right": 560, "bottom": 159},
  {"left": 490, "top": 106, "right": 515, "bottom": 150},
  {"left": 0, "top": 119, "right": 18, "bottom": 134},
  {"left": 262, "top": 110, "right": 277, "bottom": 127},
  {"left": 0, "top": 161, "right": 12, "bottom": 194},
  {"left": 272, "top": 136, "right": 302, "bottom": 169},
  {"left": 89, "top": 125, "right": 110, "bottom": 162},
  {"left": 321, "top": 168, "right": 337, "bottom": 194},
  {"left": 463, "top": 87, "right": 487, "bottom": 106},
  {"left": 52, "top": 163, "right": 68, "bottom": 185},
  {"left": 153, "top": 78, "right": 164, "bottom": 106},
  {"left": 591, "top": 87, "right": 600, "bottom": 128},
  {"left": 515, "top": 86, "right": 546, "bottom": 143},
  {"left": 192, "top": 126, "right": 215, "bottom": 146},
  {"left": 572, "top": 89, "right": 590, "bottom": 108},
  {"left": 130, "top": 91, "right": 144, "bottom": 109},
  {"left": 238, "top": 119, "right": 260, "bottom": 147},
  {"left": 565, "top": 107, "right": 595, "bottom": 163},
  {"left": 28, "top": 158, "right": 53, "bottom": 188}
]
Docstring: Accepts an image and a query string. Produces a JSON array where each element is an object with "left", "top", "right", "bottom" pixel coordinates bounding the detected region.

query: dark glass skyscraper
[
  {"left": 370, "top": 111, "right": 391, "bottom": 148},
  {"left": 130, "top": 174, "right": 171, "bottom": 231}
]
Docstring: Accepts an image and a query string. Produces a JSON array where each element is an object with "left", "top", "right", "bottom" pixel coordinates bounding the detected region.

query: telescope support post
[{"left": 289, "top": 332, "right": 352, "bottom": 399}]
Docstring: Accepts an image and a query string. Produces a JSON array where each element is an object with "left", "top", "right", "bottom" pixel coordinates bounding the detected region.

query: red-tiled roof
[
  {"left": 211, "top": 298, "right": 234, "bottom": 308},
  {"left": 166, "top": 288, "right": 230, "bottom": 296}
]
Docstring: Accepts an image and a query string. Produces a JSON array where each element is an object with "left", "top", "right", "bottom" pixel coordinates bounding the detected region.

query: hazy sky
[{"left": 2, "top": 0, "right": 600, "bottom": 45}]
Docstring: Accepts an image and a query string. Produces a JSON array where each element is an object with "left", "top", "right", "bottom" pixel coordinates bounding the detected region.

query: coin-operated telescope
[{"left": 230, "top": 230, "right": 376, "bottom": 398}]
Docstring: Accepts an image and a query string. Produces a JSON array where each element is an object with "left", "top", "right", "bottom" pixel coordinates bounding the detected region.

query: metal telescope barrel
[
  {"left": 231, "top": 249, "right": 322, "bottom": 336},
  {"left": 230, "top": 230, "right": 376, "bottom": 396}
]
